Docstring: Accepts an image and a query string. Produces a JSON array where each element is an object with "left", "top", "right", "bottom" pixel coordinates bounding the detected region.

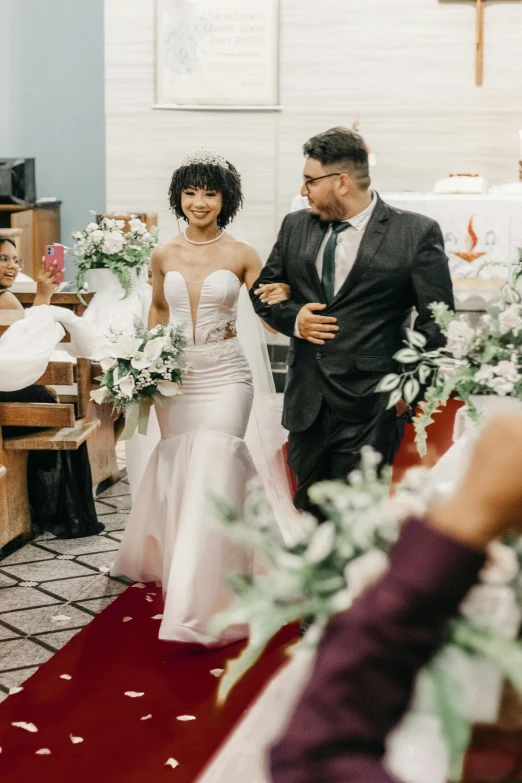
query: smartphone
[{"left": 44, "top": 245, "right": 65, "bottom": 282}]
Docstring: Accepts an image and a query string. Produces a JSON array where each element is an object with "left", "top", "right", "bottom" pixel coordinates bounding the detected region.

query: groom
[{"left": 251, "top": 127, "right": 454, "bottom": 512}]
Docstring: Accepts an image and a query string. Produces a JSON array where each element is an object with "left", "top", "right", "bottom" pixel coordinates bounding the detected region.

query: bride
[{"left": 111, "top": 150, "right": 299, "bottom": 646}]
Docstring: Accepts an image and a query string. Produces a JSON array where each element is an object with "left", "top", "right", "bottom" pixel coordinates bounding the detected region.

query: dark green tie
[{"left": 321, "top": 221, "right": 351, "bottom": 303}]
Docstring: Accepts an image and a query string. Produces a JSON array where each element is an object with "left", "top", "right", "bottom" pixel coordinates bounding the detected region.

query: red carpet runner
[{"left": 0, "top": 585, "right": 298, "bottom": 783}]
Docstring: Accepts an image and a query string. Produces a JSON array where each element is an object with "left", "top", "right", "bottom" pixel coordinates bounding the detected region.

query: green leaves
[
  {"left": 404, "top": 378, "right": 420, "bottom": 404},
  {"left": 377, "top": 374, "right": 401, "bottom": 392},
  {"left": 394, "top": 348, "right": 421, "bottom": 364},
  {"left": 406, "top": 328, "right": 427, "bottom": 348}
]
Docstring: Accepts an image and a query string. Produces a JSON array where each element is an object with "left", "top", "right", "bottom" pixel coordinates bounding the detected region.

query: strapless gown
[{"left": 111, "top": 269, "right": 256, "bottom": 646}]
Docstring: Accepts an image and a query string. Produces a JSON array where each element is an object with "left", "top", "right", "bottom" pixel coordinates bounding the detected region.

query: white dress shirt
[{"left": 294, "top": 192, "right": 377, "bottom": 338}]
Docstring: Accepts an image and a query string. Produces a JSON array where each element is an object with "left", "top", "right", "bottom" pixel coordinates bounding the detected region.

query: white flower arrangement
[
  {"left": 377, "top": 282, "right": 522, "bottom": 455},
  {"left": 72, "top": 214, "right": 158, "bottom": 301},
  {"left": 91, "top": 319, "right": 188, "bottom": 438},
  {"left": 213, "top": 449, "right": 522, "bottom": 781}
]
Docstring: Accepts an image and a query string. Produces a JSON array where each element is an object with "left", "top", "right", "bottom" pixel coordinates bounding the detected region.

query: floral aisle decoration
[
  {"left": 376, "top": 280, "right": 522, "bottom": 455},
  {"left": 90, "top": 319, "right": 188, "bottom": 438},
  {"left": 72, "top": 214, "right": 158, "bottom": 302},
  {"left": 213, "top": 449, "right": 522, "bottom": 781}
]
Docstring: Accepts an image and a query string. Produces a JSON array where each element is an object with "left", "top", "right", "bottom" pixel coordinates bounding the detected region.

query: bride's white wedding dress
[{"left": 111, "top": 269, "right": 262, "bottom": 646}]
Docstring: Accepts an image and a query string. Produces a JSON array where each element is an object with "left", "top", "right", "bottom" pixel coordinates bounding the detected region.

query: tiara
[{"left": 180, "top": 148, "right": 228, "bottom": 169}]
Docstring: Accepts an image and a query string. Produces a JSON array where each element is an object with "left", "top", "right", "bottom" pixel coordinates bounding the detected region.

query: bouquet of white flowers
[
  {"left": 213, "top": 450, "right": 522, "bottom": 781},
  {"left": 72, "top": 214, "right": 158, "bottom": 301},
  {"left": 90, "top": 319, "right": 188, "bottom": 438},
  {"left": 377, "top": 282, "right": 522, "bottom": 454}
]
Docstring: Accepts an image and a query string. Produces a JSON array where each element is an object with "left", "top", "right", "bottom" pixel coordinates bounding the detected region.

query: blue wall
[{"left": 0, "top": 0, "right": 106, "bottom": 276}]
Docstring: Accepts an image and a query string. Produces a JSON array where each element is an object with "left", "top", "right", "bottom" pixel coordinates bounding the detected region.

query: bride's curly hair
[{"left": 168, "top": 161, "right": 244, "bottom": 229}]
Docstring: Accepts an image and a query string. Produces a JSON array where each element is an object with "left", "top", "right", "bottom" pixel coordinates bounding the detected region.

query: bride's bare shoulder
[
  {"left": 151, "top": 237, "right": 183, "bottom": 262},
  {"left": 224, "top": 236, "right": 261, "bottom": 261}
]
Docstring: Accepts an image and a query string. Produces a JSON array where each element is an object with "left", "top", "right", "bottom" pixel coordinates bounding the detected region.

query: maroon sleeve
[{"left": 270, "top": 518, "right": 486, "bottom": 783}]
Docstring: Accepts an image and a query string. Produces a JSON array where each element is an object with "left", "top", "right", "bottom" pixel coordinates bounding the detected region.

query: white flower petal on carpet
[
  {"left": 176, "top": 715, "right": 195, "bottom": 721},
  {"left": 12, "top": 722, "right": 37, "bottom": 732},
  {"left": 70, "top": 735, "right": 83, "bottom": 744},
  {"left": 165, "top": 758, "right": 179, "bottom": 768},
  {"left": 35, "top": 749, "right": 51, "bottom": 755},
  {"left": 60, "top": 674, "right": 72, "bottom": 680},
  {"left": 124, "top": 691, "right": 144, "bottom": 698}
]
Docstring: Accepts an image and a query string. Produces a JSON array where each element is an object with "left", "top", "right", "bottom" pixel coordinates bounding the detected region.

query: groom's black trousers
[{"left": 287, "top": 401, "right": 407, "bottom": 515}]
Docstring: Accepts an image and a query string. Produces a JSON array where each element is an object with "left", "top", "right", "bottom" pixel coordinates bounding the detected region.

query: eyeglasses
[
  {"left": 0, "top": 255, "right": 25, "bottom": 270},
  {"left": 302, "top": 173, "right": 341, "bottom": 193}
]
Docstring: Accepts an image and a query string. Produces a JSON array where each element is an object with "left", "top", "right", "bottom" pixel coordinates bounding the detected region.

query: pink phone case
[{"left": 44, "top": 245, "right": 65, "bottom": 280}]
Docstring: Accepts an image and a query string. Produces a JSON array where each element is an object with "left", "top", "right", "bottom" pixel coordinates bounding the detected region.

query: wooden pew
[
  {"left": 0, "top": 393, "right": 100, "bottom": 548},
  {"left": 1, "top": 301, "right": 122, "bottom": 488}
]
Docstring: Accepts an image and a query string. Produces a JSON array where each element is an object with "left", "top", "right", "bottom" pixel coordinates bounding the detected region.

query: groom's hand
[{"left": 297, "top": 303, "right": 339, "bottom": 345}]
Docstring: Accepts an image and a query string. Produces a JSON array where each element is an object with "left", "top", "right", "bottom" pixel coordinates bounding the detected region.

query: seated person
[{"left": 0, "top": 235, "right": 103, "bottom": 540}]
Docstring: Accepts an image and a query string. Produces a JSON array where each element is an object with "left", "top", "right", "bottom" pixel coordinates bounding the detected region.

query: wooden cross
[{"left": 441, "top": 0, "right": 520, "bottom": 85}]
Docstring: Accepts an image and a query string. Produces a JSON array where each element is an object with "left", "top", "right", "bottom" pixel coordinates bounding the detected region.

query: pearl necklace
[{"left": 184, "top": 229, "right": 224, "bottom": 246}]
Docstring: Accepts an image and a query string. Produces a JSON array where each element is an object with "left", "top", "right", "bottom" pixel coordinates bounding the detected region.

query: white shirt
[{"left": 294, "top": 192, "right": 377, "bottom": 338}]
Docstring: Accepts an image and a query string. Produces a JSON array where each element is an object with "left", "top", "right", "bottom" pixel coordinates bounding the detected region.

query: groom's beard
[{"left": 309, "top": 195, "right": 347, "bottom": 223}]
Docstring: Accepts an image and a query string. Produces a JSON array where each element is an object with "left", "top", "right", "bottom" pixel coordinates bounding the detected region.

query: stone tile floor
[{"left": 0, "top": 445, "right": 132, "bottom": 703}]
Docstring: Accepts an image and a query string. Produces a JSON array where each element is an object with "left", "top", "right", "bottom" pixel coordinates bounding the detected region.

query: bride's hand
[{"left": 255, "top": 282, "right": 291, "bottom": 304}]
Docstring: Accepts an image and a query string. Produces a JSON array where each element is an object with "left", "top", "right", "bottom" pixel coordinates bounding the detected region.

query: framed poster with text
[{"left": 155, "top": 0, "right": 280, "bottom": 110}]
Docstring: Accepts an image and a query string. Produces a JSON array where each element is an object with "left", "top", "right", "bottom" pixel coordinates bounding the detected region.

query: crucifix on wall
[{"left": 441, "top": 0, "right": 520, "bottom": 85}]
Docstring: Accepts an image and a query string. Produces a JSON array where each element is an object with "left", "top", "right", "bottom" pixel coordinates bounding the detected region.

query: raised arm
[
  {"left": 148, "top": 246, "right": 170, "bottom": 329},
  {"left": 411, "top": 221, "right": 454, "bottom": 350}
]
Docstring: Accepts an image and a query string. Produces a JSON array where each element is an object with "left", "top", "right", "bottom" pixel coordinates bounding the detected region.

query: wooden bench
[
  {"left": 0, "top": 387, "right": 100, "bottom": 547},
  {"left": 33, "top": 358, "right": 122, "bottom": 487},
  {"left": 0, "top": 304, "right": 122, "bottom": 488}
]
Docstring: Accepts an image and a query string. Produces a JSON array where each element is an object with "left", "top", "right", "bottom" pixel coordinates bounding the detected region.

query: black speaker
[{"left": 0, "top": 158, "right": 36, "bottom": 206}]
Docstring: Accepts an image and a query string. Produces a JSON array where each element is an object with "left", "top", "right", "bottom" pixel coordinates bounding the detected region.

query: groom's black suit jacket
[{"left": 251, "top": 195, "right": 455, "bottom": 433}]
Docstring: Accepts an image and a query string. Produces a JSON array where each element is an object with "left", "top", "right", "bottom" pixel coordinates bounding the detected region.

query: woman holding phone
[{"left": 0, "top": 235, "right": 103, "bottom": 539}]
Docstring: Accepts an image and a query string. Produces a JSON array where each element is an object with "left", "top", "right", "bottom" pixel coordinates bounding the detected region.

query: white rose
[
  {"left": 129, "top": 218, "right": 147, "bottom": 235},
  {"left": 498, "top": 305, "right": 522, "bottom": 336},
  {"left": 460, "top": 584, "right": 521, "bottom": 639},
  {"left": 445, "top": 320, "right": 475, "bottom": 359},
  {"left": 131, "top": 351, "right": 152, "bottom": 370},
  {"left": 144, "top": 337, "right": 167, "bottom": 362},
  {"left": 480, "top": 542, "right": 520, "bottom": 585},
  {"left": 474, "top": 364, "right": 495, "bottom": 384},
  {"left": 487, "top": 377, "right": 515, "bottom": 396},
  {"left": 90, "top": 386, "right": 110, "bottom": 404},
  {"left": 102, "top": 234, "right": 125, "bottom": 255},
  {"left": 304, "top": 522, "right": 336, "bottom": 564},
  {"left": 116, "top": 373, "right": 136, "bottom": 399},
  {"left": 85, "top": 222, "right": 99, "bottom": 233},
  {"left": 156, "top": 380, "right": 181, "bottom": 397},
  {"left": 344, "top": 549, "right": 388, "bottom": 599},
  {"left": 495, "top": 360, "right": 519, "bottom": 382},
  {"left": 90, "top": 229, "right": 104, "bottom": 241}
]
